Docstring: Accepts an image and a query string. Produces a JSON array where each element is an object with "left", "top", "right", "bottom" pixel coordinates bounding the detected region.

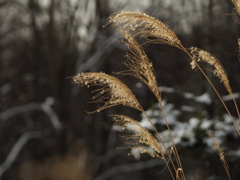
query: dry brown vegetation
[
  {"left": 73, "top": 6, "right": 240, "bottom": 179},
  {"left": 2, "top": 1, "right": 238, "bottom": 179}
]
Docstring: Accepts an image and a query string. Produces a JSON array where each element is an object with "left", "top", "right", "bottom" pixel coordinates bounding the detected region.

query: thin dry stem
[
  {"left": 72, "top": 73, "right": 143, "bottom": 113},
  {"left": 238, "top": 38, "right": 240, "bottom": 61},
  {"left": 171, "top": 147, "right": 185, "bottom": 180},
  {"left": 176, "top": 168, "right": 184, "bottom": 180},
  {"left": 106, "top": 11, "right": 184, "bottom": 50},
  {"left": 156, "top": 101, "right": 186, "bottom": 180},
  {"left": 207, "top": 131, "right": 231, "bottom": 180},
  {"left": 142, "top": 111, "right": 181, "bottom": 180}
]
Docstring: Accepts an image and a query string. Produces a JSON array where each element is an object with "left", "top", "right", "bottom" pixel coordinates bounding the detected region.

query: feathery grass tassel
[
  {"left": 111, "top": 115, "right": 164, "bottom": 159},
  {"left": 207, "top": 131, "right": 231, "bottom": 180},
  {"left": 106, "top": 11, "right": 184, "bottom": 50},
  {"left": 230, "top": 0, "right": 240, "bottom": 23},
  {"left": 116, "top": 30, "right": 161, "bottom": 102},
  {"left": 73, "top": 73, "right": 143, "bottom": 113},
  {"left": 189, "top": 47, "right": 240, "bottom": 134},
  {"left": 189, "top": 47, "right": 232, "bottom": 95}
]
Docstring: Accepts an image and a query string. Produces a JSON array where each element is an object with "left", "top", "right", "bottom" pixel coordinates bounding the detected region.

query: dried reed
[
  {"left": 116, "top": 30, "right": 161, "bottom": 102},
  {"left": 108, "top": 15, "right": 186, "bottom": 177},
  {"left": 73, "top": 8, "right": 240, "bottom": 180},
  {"left": 207, "top": 131, "right": 231, "bottom": 180},
  {"left": 106, "top": 11, "right": 184, "bottom": 50},
  {"left": 112, "top": 115, "right": 163, "bottom": 159},
  {"left": 73, "top": 72, "right": 143, "bottom": 113},
  {"left": 189, "top": 47, "right": 232, "bottom": 95},
  {"left": 189, "top": 47, "right": 240, "bottom": 134},
  {"left": 230, "top": 0, "right": 240, "bottom": 23}
]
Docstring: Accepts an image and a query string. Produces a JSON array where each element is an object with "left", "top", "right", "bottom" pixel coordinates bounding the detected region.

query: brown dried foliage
[{"left": 73, "top": 72, "right": 143, "bottom": 113}]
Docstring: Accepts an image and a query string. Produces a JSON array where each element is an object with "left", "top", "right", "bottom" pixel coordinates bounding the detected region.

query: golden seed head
[
  {"left": 73, "top": 73, "right": 143, "bottom": 113},
  {"left": 107, "top": 11, "right": 183, "bottom": 50},
  {"left": 189, "top": 47, "right": 232, "bottom": 94},
  {"left": 112, "top": 115, "right": 163, "bottom": 158}
]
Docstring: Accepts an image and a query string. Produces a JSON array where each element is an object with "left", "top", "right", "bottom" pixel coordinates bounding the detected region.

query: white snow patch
[
  {"left": 139, "top": 117, "right": 154, "bottom": 130},
  {"left": 195, "top": 93, "right": 211, "bottom": 104},
  {"left": 222, "top": 93, "right": 240, "bottom": 101},
  {"left": 136, "top": 82, "right": 143, "bottom": 88},
  {"left": 159, "top": 86, "right": 175, "bottom": 93},
  {"left": 181, "top": 105, "right": 196, "bottom": 112},
  {"left": 200, "top": 119, "right": 212, "bottom": 129},
  {"left": 184, "top": 92, "right": 194, "bottom": 99}
]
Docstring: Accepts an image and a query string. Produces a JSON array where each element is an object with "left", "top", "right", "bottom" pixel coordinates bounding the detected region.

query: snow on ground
[
  {"left": 138, "top": 98, "right": 239, "bottom": 152},
  {"left": 112, "top": 87, "right": 240, "bottom": 157}
]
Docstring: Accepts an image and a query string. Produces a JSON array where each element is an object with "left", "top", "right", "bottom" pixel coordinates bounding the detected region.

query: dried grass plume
[
  {"left": 112, "top": 115, "right": 163, "bottom": 158},
  {"left": 230, "top": 0, "right": 240, "bottom": 23},
  {"left": 207, "top": 131, "right": 231, "bottom": 180},
  {"left": 116, "top": 30, "right": 161, "bottom": 102},
  {"left": 73, "top": 72, "right": 143, "bottom": 113},
  {"left": 189, "top": 47, "right": 232, "bottom": 95},
  {"left": 106, "top": 11, "right": 184, "bottom": 50}
]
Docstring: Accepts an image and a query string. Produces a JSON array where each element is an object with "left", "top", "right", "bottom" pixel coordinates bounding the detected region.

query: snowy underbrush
[{"left": 137, "top": 97, "right": 240, "bottom": 158}]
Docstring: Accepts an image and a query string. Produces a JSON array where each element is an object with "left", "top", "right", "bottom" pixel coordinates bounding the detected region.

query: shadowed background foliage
[{"left": 0, "top": 0, "right": 240, "bottom": 179}]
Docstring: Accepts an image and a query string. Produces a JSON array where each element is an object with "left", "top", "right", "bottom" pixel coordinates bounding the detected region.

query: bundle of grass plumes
[{"left": 72, "top": 10, "right": 240, "bottom": 180}]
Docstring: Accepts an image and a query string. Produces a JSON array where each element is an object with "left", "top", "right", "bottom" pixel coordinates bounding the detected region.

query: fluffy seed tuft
[
  {"left": 207, "top": 131, "right": 231, "bottom": 180},
  {"left": 110, "top": 115, "right": 164, "bottom": 158},
  {"left": 112, "top": 115, "right": 164, "bottom": 159},
  {"left": 73, "top": 73, "right": 143, "bottom": 113},
  {"left": 189, "top": 47, "right": 232, "bottom": 95},
  {"left": 116, "top": 30, "right": 161, "bottom": 102},
  {"left": 230, "top": 0, "right": 240, "bottom": 23},
  {"left": 106, "top": 11, "right": 184, "bottom": 50}
]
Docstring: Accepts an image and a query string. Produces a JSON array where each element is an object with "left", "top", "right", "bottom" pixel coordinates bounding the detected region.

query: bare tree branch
[
  {"left": 0, "top": 131, "right": 42, "bottom": 177},
  {"left": 0, "top": 83, "right": 12, "bottom": 96},
  {"left": 0, "top": 98, "right": 62, "bottom": 131}
]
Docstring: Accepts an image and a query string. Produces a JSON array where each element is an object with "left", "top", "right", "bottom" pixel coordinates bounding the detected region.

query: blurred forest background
[{"left": 0, "top": 0, "right": 240, "bottom": 179}]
